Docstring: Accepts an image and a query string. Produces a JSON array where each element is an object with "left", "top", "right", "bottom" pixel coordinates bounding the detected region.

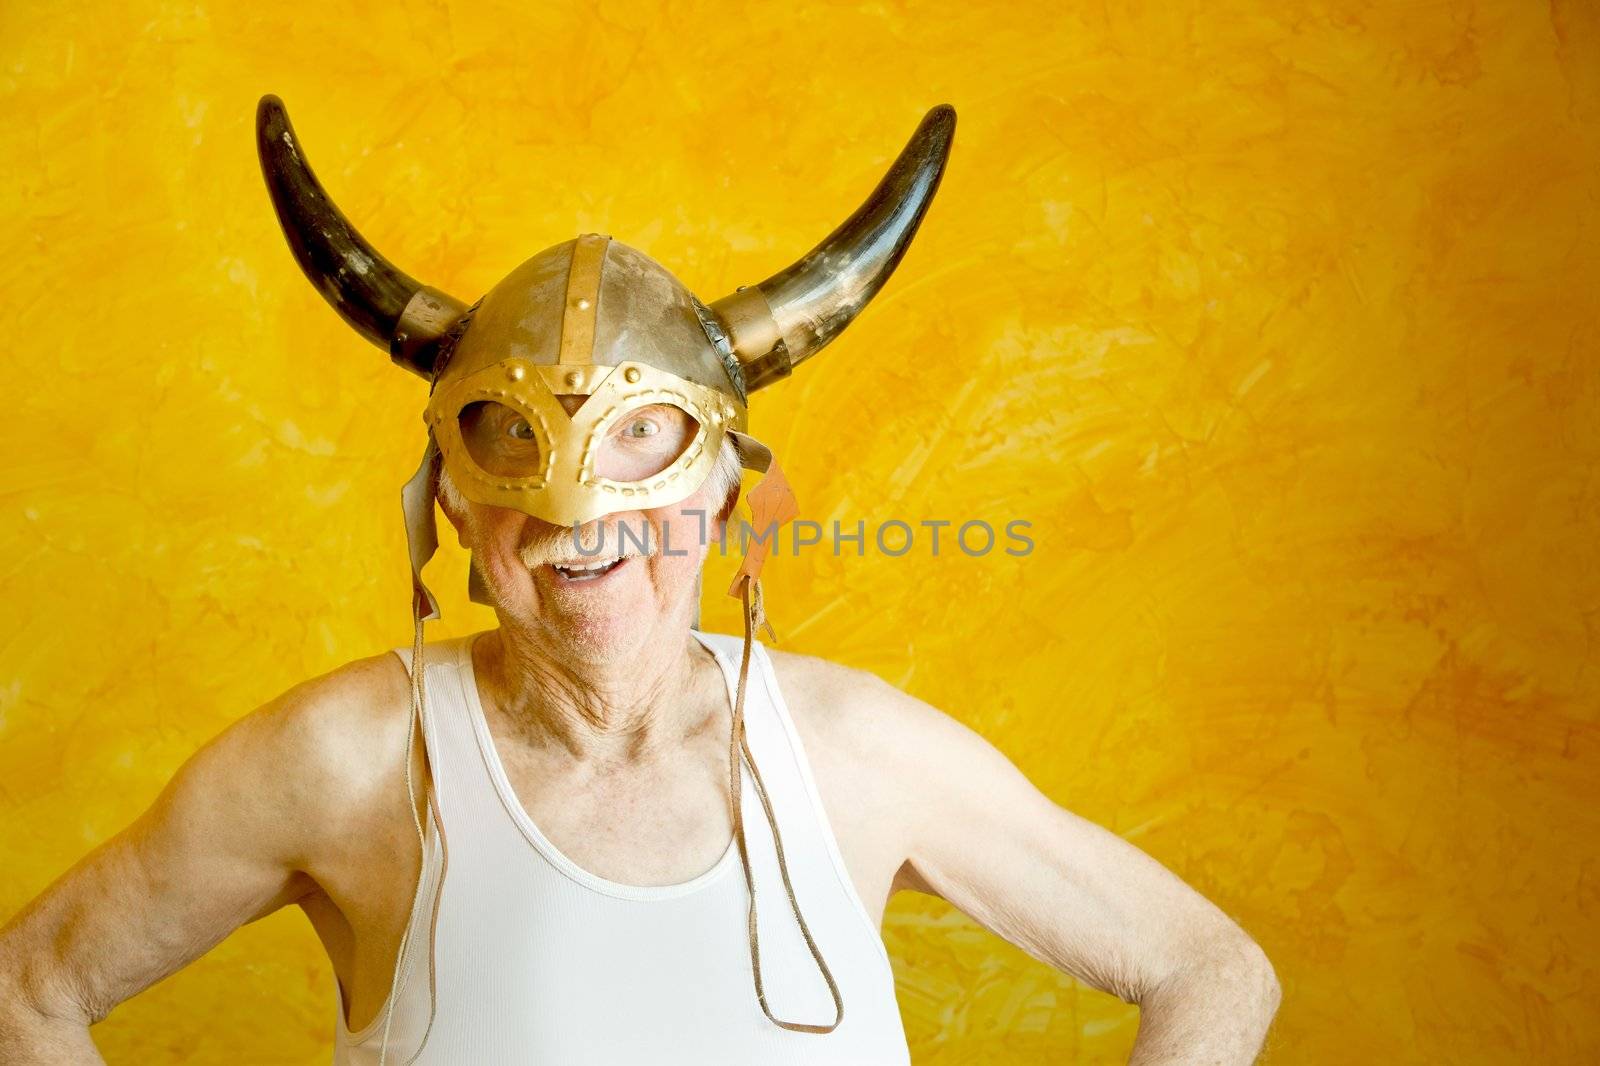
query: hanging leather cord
[
  {"left": 377, "top": 602, "right": 451, "bottom": 1066},
  {"left": 729, "top": 574, "right": 845, "bottom": 1034}
]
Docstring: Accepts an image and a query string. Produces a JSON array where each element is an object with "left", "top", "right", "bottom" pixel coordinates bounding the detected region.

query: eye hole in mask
[
  {"left": 459, "top": 400, "right": 543, "bottom": 479},
  {"left": 593, "top": 402, "right": 699, "bottom": 482}
]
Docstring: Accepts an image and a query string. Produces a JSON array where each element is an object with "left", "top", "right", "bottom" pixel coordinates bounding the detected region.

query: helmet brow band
[{"left": 559, "top": 233, "right": 609, "bottom": 366}]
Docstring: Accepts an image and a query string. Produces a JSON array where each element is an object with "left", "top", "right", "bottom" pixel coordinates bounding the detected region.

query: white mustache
[{"left": 517, "top": 524, "right": 657, "bottom": 570}]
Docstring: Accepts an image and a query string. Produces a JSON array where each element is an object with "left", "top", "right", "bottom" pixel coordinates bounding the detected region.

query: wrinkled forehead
[{"left": 439, "top": 235, "right": 742, "bottom": 398}]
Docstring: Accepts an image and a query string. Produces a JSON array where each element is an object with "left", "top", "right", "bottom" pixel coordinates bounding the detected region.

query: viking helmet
[{"left": 256, "top": 95, "right": 954, "bottom": 547}]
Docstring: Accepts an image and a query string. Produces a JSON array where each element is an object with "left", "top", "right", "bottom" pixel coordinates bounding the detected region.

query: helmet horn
[
  {"left": 255, "top": 94, "right": 467, "bottom": 379},
  {"left": 707, "top": 104, "right": 956, "bottom": 393}
]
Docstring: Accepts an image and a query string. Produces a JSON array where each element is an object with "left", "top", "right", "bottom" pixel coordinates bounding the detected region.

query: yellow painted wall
[{"left": 3, "top": 1, "right": 1597, "bottom": 1062}]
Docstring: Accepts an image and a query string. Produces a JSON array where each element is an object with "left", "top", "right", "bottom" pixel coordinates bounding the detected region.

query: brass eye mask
[{"left": 426, "top": 358, "right": 746, "bottom": 528}]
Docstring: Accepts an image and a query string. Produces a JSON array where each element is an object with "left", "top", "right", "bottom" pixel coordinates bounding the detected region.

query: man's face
[{"left": 438, "top": 397, "right": 736, "bottom": 662}]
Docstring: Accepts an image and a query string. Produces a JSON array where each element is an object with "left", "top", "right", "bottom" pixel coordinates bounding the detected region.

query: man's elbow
[
  {"left": 1125, "top": 932, "right": 1280, "bottom": 1066},
  {"left": 0, "top": 939, "right": 95, "bottom": 1037},
  {"left": 1233, "top": 936, "right": 1282, "bottom": 1015},
  {"left": 1150, "top": 928, "right": 1281, "bottom": 1016},
  {"left": 0, "top": 969, "right": 104, "bottom": 1064},
  {"left": 1197, "top": 931, "right": 1281, "bottom": 1016}
]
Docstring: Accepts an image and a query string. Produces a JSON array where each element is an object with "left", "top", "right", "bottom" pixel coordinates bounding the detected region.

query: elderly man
[{"left": 0, "top": 98, "right": 1279, "bottom": 1065}]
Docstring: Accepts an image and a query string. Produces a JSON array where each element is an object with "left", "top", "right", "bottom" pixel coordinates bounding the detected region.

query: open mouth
[{"left": 548, "top": 555, "right": 628, "bottom": 582}]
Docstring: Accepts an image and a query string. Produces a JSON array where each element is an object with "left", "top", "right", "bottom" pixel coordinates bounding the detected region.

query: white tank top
[{"left": 332, "top": 629, "right": 911, "bottom": 1065}]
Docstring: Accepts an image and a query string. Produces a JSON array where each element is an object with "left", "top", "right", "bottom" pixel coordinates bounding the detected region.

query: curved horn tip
[
  {"left": 917, "top": 103, "right": 956, "bottom": 140},
  {"left": 900, "top": 104, "right": 956, "bottom": 164},
  {"left": 256, "top": 93, "right": 287, "bottom": 131}
]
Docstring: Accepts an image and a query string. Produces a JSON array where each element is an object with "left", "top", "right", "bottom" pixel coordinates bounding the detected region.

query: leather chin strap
[
  {"left": 379, "top": 434, "right": 449, "bottom": 1066},
  {"left": 722, "top": 434, "right": 844, "bottom": 1034},
  {"left": 391, "top": 429, "right": 843, "bottom": 1052},
  {"left": 401, "top": 435, "right": 444, "bottom": 625},
  {"left": 728, "top": 572, "right": 844, "bottom": 1034}
]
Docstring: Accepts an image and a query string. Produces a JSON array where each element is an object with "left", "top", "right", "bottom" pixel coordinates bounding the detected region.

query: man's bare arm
[
  {"left": 861, "top": 675, "right": 1280, "bottom": 1064},
  {"left": 0, "top": 655, "right": 404, "bottom": 1063}
]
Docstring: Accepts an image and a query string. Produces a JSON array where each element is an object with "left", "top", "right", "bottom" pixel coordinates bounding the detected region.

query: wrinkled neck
[{"left": 470, "top": 625, "right": 720, "bottom": 765}]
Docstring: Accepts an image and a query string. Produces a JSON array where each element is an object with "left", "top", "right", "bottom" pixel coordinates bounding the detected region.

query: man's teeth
[{"left": 550, "top": 556, "right": 626, "bottom": 580}]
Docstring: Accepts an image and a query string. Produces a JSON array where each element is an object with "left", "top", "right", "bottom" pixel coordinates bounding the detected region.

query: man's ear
[
  {"left": 434, "top": 473, "right": 472, "bottom": 549},
  {"left": 711, "top": 477, "right": 742, "bottom": 542}
]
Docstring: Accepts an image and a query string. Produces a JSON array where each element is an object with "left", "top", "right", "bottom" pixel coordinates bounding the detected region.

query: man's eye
[
  {"left": 624, "top": 418, "right": 659, "bottom": 439},
  {"left": 506, "top": 418, "right": 536, "bottom": 441}
]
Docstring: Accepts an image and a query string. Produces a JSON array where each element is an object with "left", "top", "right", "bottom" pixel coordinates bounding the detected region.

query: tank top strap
[
  {"left": 386, "top": 634, "right": 508, "bottom": 860},
  {"left": 341, "top": 634, "right": 516, "bottom": 1063}
]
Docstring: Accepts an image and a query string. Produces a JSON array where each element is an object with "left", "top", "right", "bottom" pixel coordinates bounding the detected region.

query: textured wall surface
[{"left": 3, "top": 2, "right": 1597, "bottom": 1063}]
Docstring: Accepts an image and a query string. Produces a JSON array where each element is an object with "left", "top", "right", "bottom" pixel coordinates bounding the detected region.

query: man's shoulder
[
  {"left": 760, "top": 645, "right": 981, "bottom": 885},
  {"left": 761, "top": 644, "right": 953, "bottom": 774},
  {"left": 130, "top": 642, "right": 425, "bottom": 888},
  {"left": 197, "top": 643, "right": 421, "bottom": 831},
  {"left": 762, "top": 643, "right": 1008, "bottom": 789},
  {"left": 249, "top": 644, "right": 418, "bottom": 782},
  {"left": 265, "top": 644, "right": 414, "bottom": 741},
  {"left": 761, "top": 644, "right": 883, "bottom": 705},
  {"left": 762, "top": 644, "right": 890, "bottom": 727}
]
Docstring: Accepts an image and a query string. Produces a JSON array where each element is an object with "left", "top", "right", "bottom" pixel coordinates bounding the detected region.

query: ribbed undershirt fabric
[{"left": 331, "top": 629, "right": 911, "bottom": 1065}]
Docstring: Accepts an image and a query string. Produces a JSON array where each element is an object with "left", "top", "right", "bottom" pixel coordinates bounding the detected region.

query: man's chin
[
  {"left": 538, "top": 606, "right": 654, "bottom": 664},
  {"left": 520, "top": 560, "right": 658, "bottom": 656}
]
